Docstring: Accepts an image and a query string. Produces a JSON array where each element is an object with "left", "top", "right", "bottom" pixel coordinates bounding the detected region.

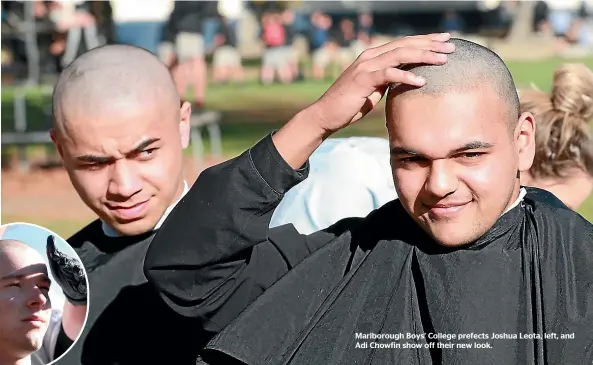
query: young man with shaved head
[
  {"left": 145, "top": 38, "right": 593, "bottom": 364},
  {"left": 0, "top": 240, "right": 52, "bottom": 365},
  {"left": 48, "top": 34, "right": 454, "bottom": 365}
]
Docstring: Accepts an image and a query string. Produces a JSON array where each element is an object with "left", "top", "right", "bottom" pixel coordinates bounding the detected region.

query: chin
[
  {"left": 426, "top": 225, "right": 483, "bottom": 248},
  {"left": 24, "top": 332, "right": 45, "bottom": 352},
  {"left": 112, "top": 219, "right": 158, "bottom": 236}
]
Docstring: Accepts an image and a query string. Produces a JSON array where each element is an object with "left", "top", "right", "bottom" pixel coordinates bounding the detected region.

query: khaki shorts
[
  {"left": 213, "top": 46, "right": 242, "bottom": 68},
  {"left": 158, "top": 32, "right": 205, "bottom": 63},
  {"left": 312, "top": 47, "right": 332, "bottom": 68},
  {"left": 262, "top": 47, "right": 291, "bottom": 70},
  {"left": 176, "top": 32, "right": 205, "bottom": 62}
]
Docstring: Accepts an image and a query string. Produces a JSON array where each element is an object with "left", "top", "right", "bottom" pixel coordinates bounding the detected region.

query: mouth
[
  {"left": 424, "top": 201, "right": 471, "bottom": 219},
  {"left": 22, "top": 315, "right": 47, "bottom": 327},
  {"left": 107, "top": 199, "right": 150, "bottom": 220}
]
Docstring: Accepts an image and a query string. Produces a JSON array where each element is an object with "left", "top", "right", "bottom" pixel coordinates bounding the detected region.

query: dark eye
[
  {"left": 460, "top": 152, "right": 485, "bottom": 159},
  {"left": 399, "top": 156, "right": 424, "bottom": 163},
  {"left": 6, "top": 282, "right": 20, "bottom": 288}
]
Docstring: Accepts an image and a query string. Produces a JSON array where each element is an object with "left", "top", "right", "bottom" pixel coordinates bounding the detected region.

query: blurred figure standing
[
  {"left": 218, "top": 0, "right": 244, "bottom": 40},
  {"left": 160, "top": 1, "right": 218, "bottom": 109},
  {"left": 212, "top": 15, "right": 244, "bottom": 84},
  {"left": 48, "top": 0, "right": 101, "bottom": 68},
  {"left": 110, "top": 0, "right": 172, "bottom": 55}
]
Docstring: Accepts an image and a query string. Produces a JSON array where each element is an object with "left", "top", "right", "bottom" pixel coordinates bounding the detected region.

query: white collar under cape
[
  {"left": 101, "top": 180, "right": 190, "bottom": 238},
  {"left": 502, "top": 187, "right": 527, "bottom": 216}
]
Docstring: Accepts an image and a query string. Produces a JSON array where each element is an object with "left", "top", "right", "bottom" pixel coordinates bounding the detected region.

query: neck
[
  {"left": 502, "top": 179, "right": 523, "bottom": 213},
  {"left": 172, "top": 179, "right": 186, "bottom": 204}
]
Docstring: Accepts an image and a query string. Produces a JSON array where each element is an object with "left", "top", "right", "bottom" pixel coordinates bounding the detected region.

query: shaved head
[
  {"left": 50, "top": 44, "right": 192, "bottom": 236},
  {"left": 52, "top": 44, "right": 180, "bottom": 139},
  {"left": 0, "top": 239, "right": 41, "bottom": 261},
  {"left": 388, "top": 38, "right": 520, "bottom": 125}
]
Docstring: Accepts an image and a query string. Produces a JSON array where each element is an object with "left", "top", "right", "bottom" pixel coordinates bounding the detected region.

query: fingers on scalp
[
  {"left": 391, "top": 48, "right": 448, "bottom": 66},
  {"left": 369, "top": 68, "right": 424, "bottom": 87}
]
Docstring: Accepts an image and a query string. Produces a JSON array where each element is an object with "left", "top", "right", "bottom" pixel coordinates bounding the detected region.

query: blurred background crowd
[{"left": 1, "top": 0, "right": 592, "bottom": 90}]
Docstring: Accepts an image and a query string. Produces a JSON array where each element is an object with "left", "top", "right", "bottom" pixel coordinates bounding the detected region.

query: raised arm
[{"left": 143, "top": 34, "right": 455, "bottom": 334}]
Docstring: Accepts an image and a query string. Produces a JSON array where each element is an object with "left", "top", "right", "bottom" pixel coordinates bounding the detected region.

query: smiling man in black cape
[{"left": 145, "top": 38, "right": 593, "bottom": 365}]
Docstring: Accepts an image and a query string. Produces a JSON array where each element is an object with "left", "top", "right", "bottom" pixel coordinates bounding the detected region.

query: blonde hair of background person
[{"left": 519, "top": 63, "right": 593, "bottom": 210}]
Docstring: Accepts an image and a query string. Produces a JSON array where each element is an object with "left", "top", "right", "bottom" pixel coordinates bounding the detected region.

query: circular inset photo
[{"left": 0, "top": 222, "right": 89, "bottom": 365}]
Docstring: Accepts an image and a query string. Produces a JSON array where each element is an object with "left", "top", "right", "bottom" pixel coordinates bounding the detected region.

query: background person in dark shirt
[
  {"left": 353, "top": 12, "right": 375, "bottom": 56},
  {"left": 310, "top": 11, "right": 333, "bottom": 80},
  {"left": 282, "top": 9, "right": 298, "bottom": 83},
  {"left": 327, "top": 18, "right": 357, "bottom": 72},
  {"left": 212, "top": 15, "right": 244, "bottom": 84}
]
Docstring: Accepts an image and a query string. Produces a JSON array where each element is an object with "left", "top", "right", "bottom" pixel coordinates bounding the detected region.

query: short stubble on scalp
[
  {"left": 51, "top": 44, "right": 180, "bottom": 140},
  {"left": 388, "top": 38, "right": 521, "bottom": 130}
]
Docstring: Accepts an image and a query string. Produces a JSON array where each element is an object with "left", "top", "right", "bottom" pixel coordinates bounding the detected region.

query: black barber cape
[
  {"left": 198, "top": 188, "right": 593, "bottom": 365},
  {"left": 55, "top": 135, "right": 312, "bottom": 365}
]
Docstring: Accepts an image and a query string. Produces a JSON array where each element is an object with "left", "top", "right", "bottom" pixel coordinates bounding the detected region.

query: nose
[
  {"left": 107, "top": 160, "right": 142, "bottom": 199},
  {"left": 424, "top": 160, "right": 458, "bottom": 198},
  {"left": 27, "top": 287, "right": 49, "bottom": 310}
]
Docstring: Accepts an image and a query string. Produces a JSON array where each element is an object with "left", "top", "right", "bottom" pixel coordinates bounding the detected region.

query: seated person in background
[
  {"left": 212, "top": 15, "right": 244, "bottom": 84},
  {"left": 353, "top": 12, "right": 375, "bottom": 56},
  {"left": 260, "top": 11, "right": 292, "bottom": 84},
  {"left": 310, "top": 11, "right": 333, "bottom": 80},
  {"left": 519, "top": 62, "right": 593, "bottom": 209},
  {"left": 329, "top": 18, "right": 357, "bottom": 71},
  {"left": 270, "top": 137, "right": 397, "bottom": 234}
]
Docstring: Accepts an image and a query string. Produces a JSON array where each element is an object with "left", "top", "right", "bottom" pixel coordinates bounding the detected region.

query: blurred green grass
[{"left": 2, "top": 57, "right": 592, "bottom": 237}]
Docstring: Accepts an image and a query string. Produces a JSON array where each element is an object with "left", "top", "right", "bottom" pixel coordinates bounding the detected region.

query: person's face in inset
[
  {"left": 52, "top": 100, "right": 191, "bottom": 236},
  {"left": 386, "top": 87, "right": 535, "bottom": 247},
  {"left": 0, "top": 246, "right": 52, "bottom": 361}
]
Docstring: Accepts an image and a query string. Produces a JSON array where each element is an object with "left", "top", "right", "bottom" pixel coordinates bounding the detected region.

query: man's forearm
[{"left": 272, "top": 105, "right": 330, "bottom": 170}]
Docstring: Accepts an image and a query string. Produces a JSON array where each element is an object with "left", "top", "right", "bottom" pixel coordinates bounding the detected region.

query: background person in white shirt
[{"left": 270, "top": 137, "right": 398, "bottom": 234}]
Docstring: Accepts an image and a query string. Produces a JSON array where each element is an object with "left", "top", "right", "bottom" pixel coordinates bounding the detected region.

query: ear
[
  {"left": 514, "top": 112, "right": 536, "bottom": 174},
  {"left": 179, "top": 101, "right": 192, "bottom": 149},
  {"left": 49, "top": 128, "right": 65, "bottom": 160}
]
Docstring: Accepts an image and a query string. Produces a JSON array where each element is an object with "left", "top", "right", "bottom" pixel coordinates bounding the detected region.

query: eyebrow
[
  {"left": 0, "top": 273, "right": 52, "bottom": 286},
  {"left": 76, "top": 138, "right": 161, "bottom": 163},
  {"left": 390, "top": 141, "right": 495, "bottom": 157}
]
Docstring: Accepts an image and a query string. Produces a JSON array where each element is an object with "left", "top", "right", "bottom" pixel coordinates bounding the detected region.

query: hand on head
[{"left": 310, "top": 33, "right": 455, "bottom": 135}]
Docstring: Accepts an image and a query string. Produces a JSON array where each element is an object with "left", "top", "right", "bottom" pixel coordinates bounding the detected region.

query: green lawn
[{"left": 2, "top": 57, "right": 593, "bottom": 230}]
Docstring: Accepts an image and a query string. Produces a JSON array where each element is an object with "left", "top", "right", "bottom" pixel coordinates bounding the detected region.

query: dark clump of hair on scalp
[{"left": 390, "top": 38, "right": 521, "bottom": 126}]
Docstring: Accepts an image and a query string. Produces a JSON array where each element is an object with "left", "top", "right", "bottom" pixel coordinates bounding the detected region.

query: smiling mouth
[
  {"left": 107, "top": 199, "right": 150, "bottom": 220},
  {"left": 424, "top": 201, "right": 471, "bottom": 218}
]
